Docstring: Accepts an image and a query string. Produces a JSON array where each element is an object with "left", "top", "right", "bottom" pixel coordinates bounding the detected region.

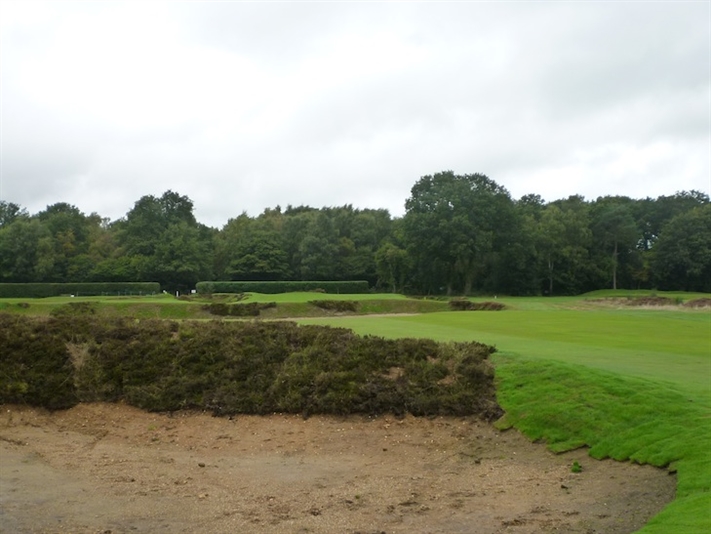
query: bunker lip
[{"left": 0, "top": 403, "right": 675, "bottom": 534}]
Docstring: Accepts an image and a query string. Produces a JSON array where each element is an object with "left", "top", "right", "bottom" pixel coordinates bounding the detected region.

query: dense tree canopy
[
  {"left": 403, "top": 172, "right": 520, "bottom": 295},
  {"left": 652, "top": 204, "right": 711, "bottom": 293},
  {"left": 0, "top": 177, "right": 708, "bottom": 294}
]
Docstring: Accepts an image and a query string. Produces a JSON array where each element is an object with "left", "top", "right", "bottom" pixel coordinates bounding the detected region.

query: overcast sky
[{"left": 1, "top": 1, "right": 709, "bottom": 228}]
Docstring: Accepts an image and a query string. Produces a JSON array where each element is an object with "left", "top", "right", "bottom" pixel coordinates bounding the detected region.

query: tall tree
[
  {"left": 0, "top": 201, "right": 27, "bottom": 228},
  {"left": 375, "top": 242, "right": 410, "bottom": 293},
  {"left": 0, "top": 218, "right": 54, "bottom": 282},
  {"left": 536, "top": 203, "right": 592, "bottom": 295},
  {"left": 403, "top": 171, "right": 515, "bottom": 295},
  {"left": 652, "top": 204, "right": 711, "bottom": 292},
  {"left": 591, "top": 199, "right": 639, "bottom": 290},
  {"left": 298, "top": 212, "right": 340, "bottom": 280},
  {"left": 118, "top": 191, "right": 197, "bottom": 257},
  {"left": 116, "top": 191, "right": 211, "bottom": 289},
  {"left": 331, "top": 206, "right": 392, "bottom": 283},
  {"left": 152, "top": 222, "right": 212, "bottom": 290},
  {"left": 226, "top": 215, "right": 289, "bottom": 280},
  {"left": 35, "top": 203, "right": 100, "bottom": 282}
]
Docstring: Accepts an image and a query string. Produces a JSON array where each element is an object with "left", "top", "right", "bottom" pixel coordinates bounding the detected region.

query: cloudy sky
[{"left": 1, "top": 1, "right": 709, "bottom": 228}]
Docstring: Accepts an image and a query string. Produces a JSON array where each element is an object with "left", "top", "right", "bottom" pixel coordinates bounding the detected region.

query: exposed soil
[{"left": 0, "top": 403, "right": 675, "bottom": 534}]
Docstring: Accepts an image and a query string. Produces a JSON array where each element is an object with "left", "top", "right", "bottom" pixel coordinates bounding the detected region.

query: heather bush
[
  {"left": 0, "top": 314, "right": 500, "bottom": 419},
  {"left": 49, "top": 301, "right": 98, "bottom": 317},
  {"left": 308, "top": 300, "right": 359, "bottom": 313},
  {"left": 202, "top": 302, "right": 277, "bottom": 317},
  {"left": 448, "top": 299, "right": 506, "bottom": 311}
]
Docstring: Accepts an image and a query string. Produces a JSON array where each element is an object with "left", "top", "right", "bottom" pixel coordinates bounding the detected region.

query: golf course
[{"left": 1, "top": 290, "right": 709, "bottom": 532}]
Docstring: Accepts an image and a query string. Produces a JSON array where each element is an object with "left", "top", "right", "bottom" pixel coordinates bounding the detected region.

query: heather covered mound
[{"left": 0, "top": 314, "right": 501, "bottom": 419}]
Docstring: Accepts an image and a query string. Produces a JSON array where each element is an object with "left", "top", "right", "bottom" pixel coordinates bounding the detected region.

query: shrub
[
  {"left": 203, "top": 302, "right": 229, "bottom": 315},
  {"left": 308, "top": 300, "right": 359, "bottom": 313},
  {"left": 202, "top": 302, "right": 277, "bottom": 317},
  {"left": 0, "top": 315, "right": 501, "bottom": 419},
  {"left": 49, "top": 301, "right": 98, "bottom": 317},
  {"left": 0, "top": 314, "right": 77, "bottom": 409},
  {"left": 448, "top": 299, "right": 506, "bottom": 311}
]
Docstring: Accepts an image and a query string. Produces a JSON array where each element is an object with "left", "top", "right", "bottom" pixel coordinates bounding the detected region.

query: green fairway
[
  {"left": 300, "top": 299, "right": 711, "bottom": 533},
  {"left": 300, "top": 308, "right": 711, "bottom": 394}
]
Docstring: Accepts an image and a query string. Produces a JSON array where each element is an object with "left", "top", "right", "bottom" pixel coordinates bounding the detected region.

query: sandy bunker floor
[{"left": 0, "top": 403, "right": 675, "bottom": 534}]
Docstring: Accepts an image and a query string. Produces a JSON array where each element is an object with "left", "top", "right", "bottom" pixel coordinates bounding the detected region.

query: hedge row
[
  {"left": 0, "top": 314, "right": 501, "bottom": 419},
  {"left": 196, "top": 280, "right": 370, "bottom": 295},
  {"left": 0, "top": 282, "right": 161, "bottom": 298}
]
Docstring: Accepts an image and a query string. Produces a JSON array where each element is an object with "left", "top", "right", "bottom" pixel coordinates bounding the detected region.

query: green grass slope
[{"left": 0, "top": 293, "right": 450, "bottom": 319}]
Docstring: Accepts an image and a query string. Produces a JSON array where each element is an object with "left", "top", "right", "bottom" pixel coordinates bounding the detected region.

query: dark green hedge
[
  {"left": 196, "top": 280, "right": 370, "bottom": 295},
  {"left": 0, "top": 314, "right": 501, "bottom": 419},
  {"left": 0, "top": 282, "right": 161, "bottom": 298}
]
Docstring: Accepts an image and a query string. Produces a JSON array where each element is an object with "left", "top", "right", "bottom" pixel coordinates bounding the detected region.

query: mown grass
[
  {"left": 301, "top": 309, "right": 711, "bottom": 394},
  {"left": 301, "top": 298, "right": 711, "bottom": 533}
]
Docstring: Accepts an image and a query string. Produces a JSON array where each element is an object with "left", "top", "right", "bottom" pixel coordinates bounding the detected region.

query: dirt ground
[{"left": 0, "top": 403, "right": 675, "bottom": 534}]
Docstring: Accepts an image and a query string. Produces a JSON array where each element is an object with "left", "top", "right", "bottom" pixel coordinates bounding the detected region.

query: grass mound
[{"left": 0, "top": 314, "right": 501, "bottom": 419}]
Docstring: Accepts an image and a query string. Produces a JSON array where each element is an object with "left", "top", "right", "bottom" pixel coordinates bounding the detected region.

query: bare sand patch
[{"left": 0, "top": 403, "right": 675, "bottom": 534}]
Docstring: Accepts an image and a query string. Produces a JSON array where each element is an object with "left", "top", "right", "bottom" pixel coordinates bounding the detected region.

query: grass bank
[{"left": 0, "top": 292, "right": 450, "bottom": 319}]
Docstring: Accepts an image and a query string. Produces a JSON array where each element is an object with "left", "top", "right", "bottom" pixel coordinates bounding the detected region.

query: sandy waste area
[{"left": 0, "top": 403, "right": 675, "bottom": 534}]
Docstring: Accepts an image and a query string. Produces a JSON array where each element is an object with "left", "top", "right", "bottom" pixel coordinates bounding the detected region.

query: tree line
[{"left": 1, "top": 172, "right": 709, "bottom": 295}]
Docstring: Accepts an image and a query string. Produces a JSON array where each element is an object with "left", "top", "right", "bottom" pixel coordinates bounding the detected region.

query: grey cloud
[
  {"left": 1, "top": 2, "right": 707, "bottom": 228},
  {"left": 176, "top": 2, "right": 348, "bottom": 65}
]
